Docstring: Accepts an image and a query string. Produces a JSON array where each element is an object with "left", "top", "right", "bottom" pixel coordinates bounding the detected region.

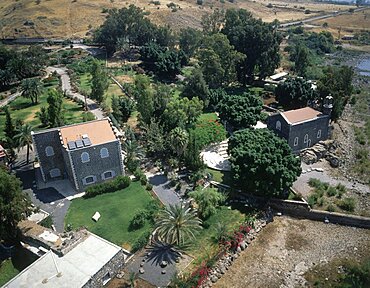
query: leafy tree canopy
[
  {"left": 221, "top": 9, "right": 282, "bottom": 81},
  {"left": 182, "top": 68, "right": 210, "bottom": 106},
  {"left": 218, "top": 92, "right": 262, "bottom": 129},
  {"left": 318, "top": 66, "right": 354, "bottom": 121},
  {"left": 228, "top": 129, "right": 301, "bottom": 197},
  {"left": 275, "top": 77, "right": 317, "bottom": 110},
  {"left": 189, "top": 187, "right": 226, "bottom": 219},
  {"left": 179, "top": 27, "right": 203, "bottom": 58},
  {"left": 0, "top": 168, "right": 32, "bottom": 241}
]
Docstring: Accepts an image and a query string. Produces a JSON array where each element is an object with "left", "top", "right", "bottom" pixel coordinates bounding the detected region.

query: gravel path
[
  {"left": 46, "top": 66, "right": 104, "bottom": 120},
  {"left": 214, "top": 216, "right": 370, "bottom": 288}
]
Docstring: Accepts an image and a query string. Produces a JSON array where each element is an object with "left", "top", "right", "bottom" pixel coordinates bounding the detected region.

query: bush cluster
[
  {"left": 131, "top": 231, "right": 151, "bottom": 252},
  {"left": 129, "top": 209, "right": 149, "bottom": 230},
  {"left": 84, "top": 175, "right": 131, "bottom": 198}
]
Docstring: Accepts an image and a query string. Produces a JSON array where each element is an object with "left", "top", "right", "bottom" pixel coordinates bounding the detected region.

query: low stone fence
[{"left": 268, "top": 199, "right": 370, "bottom": 229}]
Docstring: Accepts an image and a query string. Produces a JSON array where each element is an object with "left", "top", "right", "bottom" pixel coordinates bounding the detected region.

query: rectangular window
[
  {"left": 294, "top": 137, "right": 299, "bottom": 146},
  {"left": 83, "top": 175, "right": 96, "bottom": 185}
]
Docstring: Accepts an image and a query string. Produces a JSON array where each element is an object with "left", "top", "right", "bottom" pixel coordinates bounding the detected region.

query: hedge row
[{"left": 84, "top": 175, "right": 131, "bottom": 198}]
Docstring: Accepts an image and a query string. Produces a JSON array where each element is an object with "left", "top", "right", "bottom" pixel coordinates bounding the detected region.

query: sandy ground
[
  {"left": 214, "top": 216, "right": 370, "bottom": 288},
  {"left": 0, "top": 0, "right": 357, "bottom": 38}
]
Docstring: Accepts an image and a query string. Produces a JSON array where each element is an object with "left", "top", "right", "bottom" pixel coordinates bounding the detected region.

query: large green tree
[
  {"left": 228, "top": 129, "right": 301, "bottom": 197},
  {"left": 218, "top": 92, "right": 262, "bottom": 129},
  {"left": 318, "top": 66, "right": 354, "bottom": 121},
  {"left": 134, "top": 75, "right": 154, "bottom": 125},
  {"left": 275, "top": 77, "right": 317, "bottom": 110},
  {"left": 292, "top": 44, "right": 310, "bottom": 77},
  {"left": 15, "top": 124, "right": 33, "bottom": 164},
  {"left": 168, "top": 127, "right": 189, "bottom": 158},
  {"left": 197, "top": 33, "right": 244, "bottom": 88},
  {"left": 0, "top": 168, "right": 32, "bottom": 241},
  {"left": 179, "top": 27, "right": 203, "bottom": 58},
  {"left": 182, "top": 68, "right": 210, "bottom": 106},
  {"left": 162, "top": 97, "right": 203, "bottom": 130},
  {"left": 222, "top": 9, "right": 282, "bottom": 82},
  {"left": 20, "top": 78, "right": 43, "bottom": 105},
  {"left": 189, "top": 187, "right": 226, "bottom": 219},
  {"left": 47, "top": 89, "right": 64, "bottom": 127},
  {"left": 90, "top": 61, "right": 109, "bottom": 103},
  {"left": 155, "top": 204, "right": 202, "bottom": 246}
]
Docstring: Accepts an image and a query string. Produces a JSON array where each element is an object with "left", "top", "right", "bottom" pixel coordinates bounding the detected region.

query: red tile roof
[
  {"left": 0, "top": 144, "right": 6, "bottom": 158},
  {"left": 282, "top": 107, "right": 323, "bottom": 124},
  {"left": 60, "top": 119, "right": 117, "bottom": 147}
]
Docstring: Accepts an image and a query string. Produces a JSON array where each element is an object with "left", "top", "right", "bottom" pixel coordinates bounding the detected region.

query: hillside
[{"left": 0, "top": 0, "right": 356, "bottom": 39}]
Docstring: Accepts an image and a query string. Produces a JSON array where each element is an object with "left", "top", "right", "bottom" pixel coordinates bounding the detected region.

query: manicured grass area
[
  {"left": 64, "top": 182, "right": 154, "bottom": 250},
  {"left": 198, "top": 112, "right": 218, "bottom": 122},
  {"left": 205, "top": 168, "right": 233, "bottom": 187},
  {"left": 187, "top": 206, "right": 246, "bottom": 268},
  {"left": 0, "top": 259, "right": 19, "bottom": 286},
  {"left": 0, "top": 79, "right": 85, "bottom": 138}
]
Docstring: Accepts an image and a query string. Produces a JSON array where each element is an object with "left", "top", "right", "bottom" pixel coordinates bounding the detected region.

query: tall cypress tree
[{"left": 4, "top": 106, "right": 16, "bottom": 147}]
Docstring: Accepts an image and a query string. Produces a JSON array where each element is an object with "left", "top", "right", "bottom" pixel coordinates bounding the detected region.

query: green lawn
[
  {"left": 0, "top": 259, "right": 19, "bottom": 286},
  {"left": 187, "top": 206, "right": 246, "bottom": 268},
  {"left": 205, "top": 168, "right": 233, "bottom": 187},
  {"left": 198, "top": 112, "right": 219, "bottom": 122},
  {"left": 64, "top": 182, "right": 154, "bottom": 250},
  {"left": 0, "top": 79, "right": 85, "bottom": 138}
]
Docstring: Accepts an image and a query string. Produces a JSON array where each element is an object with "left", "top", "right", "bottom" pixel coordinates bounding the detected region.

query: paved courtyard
[{"left": 147, "top": 173, "right": 181, "bottom": 206}]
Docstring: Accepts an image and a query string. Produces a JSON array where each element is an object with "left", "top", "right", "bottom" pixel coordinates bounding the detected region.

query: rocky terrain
[{"left": 214, "top": 216, "right": 370, "bottom": 288}]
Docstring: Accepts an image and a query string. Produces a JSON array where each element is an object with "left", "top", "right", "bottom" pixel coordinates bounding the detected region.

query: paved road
[
  {"left": 147, "top": 173, "right": 181, "bottom": 206},
  {"left": 0, "top": 91, "right": 21, "bottom": 107},
  {"left": 46, "top": 66, "right": 104, "bottom": 120},
  {"left": 280, "top": 6, "right": 369, "bottom": 28}
]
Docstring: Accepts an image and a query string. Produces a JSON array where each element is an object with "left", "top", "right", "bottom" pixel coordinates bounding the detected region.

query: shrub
[
  {"left": 145, "top": 183, "right": 153, "bottom": 191},
  {"left": 84, "top": 175, "right": 131, "bottom": 198},
  {"left": 308, "top": 178, "right": 322, "bottom": 188},
  {"left": 317, "top": 197, "right": 325, "bottom": 207},
  {"left": 129, "top": 210, "right": 148, "bottom": 230},
  {"left": 131, "top": 231, "right": 151, "bottom": 252},
  {"left": 133, "top": 168, "right": 145, "bottom": 181},
  {"left": 197, "top": 0, "right": 203, "bottom": 5},
  {"left": 39, "top": 216, "right": 53, "bottom": 228},
  {"left": 337, "top": 197, "right": 356, "bottom": 212},
  {"left": 307, "top": 194, "right": 318, "bottom": 207},
  {"left": 326, "top": 204, "right": 336, "bottom": 212},
  {"left": 140, "top": 175, "right": 148, "bottom": 185},
  {"left": 336, "top": 184, "right": 346, "bottom": 198},
  {"left": 326, "top": 186, "right": 337, "bottom": 197}
]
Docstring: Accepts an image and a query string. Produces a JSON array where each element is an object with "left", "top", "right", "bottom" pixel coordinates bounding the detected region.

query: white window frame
[
  {"left": 276, "top": 120, "right": 281, "bottom": 131},
  {"left": 100, "top": 147, "right": 109, "bottom": 158},
  {"left": 102, "top": 272, "right": 111, "bottom": 285},
  {"left": 317, "top": 129, "right": 322, "bottom": 139},
  {"left": 45, "top": 146, "right": 54, "bottom": 157},
  {"left": 304, "top": 134, "right": 309, "bottom": 143},
  {"left": 83, "top": 175, "right": 96, "bottom": 185},
  {"left": 81, "top": 152, "right": 90, "bottom": 163},
  {"left": 101, "top": 170, "right": 115, "bottom": 180},
  {"left": 294, "top": 137, "right": 299, "bottom": 146},
  {"left": 49, "top": 168, "right": 61, "bottom": 178}
]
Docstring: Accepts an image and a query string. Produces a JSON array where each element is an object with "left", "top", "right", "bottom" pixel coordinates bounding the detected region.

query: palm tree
[
  {"left": 168, "top": 127, "right": 188, "bottom": 157},
  {"left": 20, "top": 78, "right": 42, "bottom": 105},
  {"left": 122, "top": 138, "right": 144, "bottom": 173},
  {"left": 15, "top": 124, "right": 33, "bottom": 164},
  {"left": 155, "top": 204, "right": 202, "bottom": 246}
]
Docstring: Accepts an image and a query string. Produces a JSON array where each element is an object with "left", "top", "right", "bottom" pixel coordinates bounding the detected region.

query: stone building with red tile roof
[
  {"left": 267, "top": 102, "right": 332, "bottom": 152},
  {"left": 32, "top": 118, "right": 124, "bottom": 192}
]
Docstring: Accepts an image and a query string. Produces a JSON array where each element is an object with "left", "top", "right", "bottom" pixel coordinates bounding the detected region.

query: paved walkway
[
  {"left": 147, "top": 173, "right": 181, "bottom": 206},
  {"left": 46, "top": 66, "right": 104, "bottom": 120},
  {"left": 0, "top": 91, "right": 21, "bottom": 107}
]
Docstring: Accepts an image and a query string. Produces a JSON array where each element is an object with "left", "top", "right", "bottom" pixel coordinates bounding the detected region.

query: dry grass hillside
[{"left": 0, "top": 0, "right": 356, "bottom": 39}]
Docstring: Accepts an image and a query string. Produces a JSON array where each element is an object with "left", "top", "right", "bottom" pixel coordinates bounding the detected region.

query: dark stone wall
[
  {"left": 33, "top": 130, "right": 66, "bottom": 181},
  {"left": 69, "top": 140, "right": 123, "bottom": 191},
  {"left": 83, "top": 249, "right": 127, "bottom": 288}
]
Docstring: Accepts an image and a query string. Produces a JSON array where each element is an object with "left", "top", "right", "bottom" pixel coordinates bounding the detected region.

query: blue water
[{"left": 357, "top": 57, "right": 370, "bottom": 77}]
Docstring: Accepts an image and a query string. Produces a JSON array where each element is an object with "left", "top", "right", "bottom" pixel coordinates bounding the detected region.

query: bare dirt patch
[{"left": 214, "top": 216, "right": 370, "bottom": 288}]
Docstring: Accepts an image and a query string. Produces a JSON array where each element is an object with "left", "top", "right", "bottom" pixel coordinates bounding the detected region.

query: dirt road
[{"left": 214, "top": 216, "right": 370, "bottom": 288}]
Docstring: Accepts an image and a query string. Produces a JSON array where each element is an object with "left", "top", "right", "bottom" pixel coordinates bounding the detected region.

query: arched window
[
  {"left": 317, "top": 130, "right": 322, "bottom": 139},
  {"left": 83, "top": 175, "right": 96, "bottom": 185},
  {"left": 102, "top": 170, "right": 115, "bottom": 180},
  {"left": 45, "top": 146, "right": 54, "bottom": 157},
  {"left": 276, "top": 120, "right": 281, "bottom": 131},
  {"left": 304, "top": 134, "right": 309, "bottom": 143},
  {"left": 294, "top": 137, "right": 299, "bottom": 146},
  {"left": 81, "top": 152, "right": 90, "bottom": 163},
  {"left": 100, "top": 148, "right": 109, "bottom": 158}
]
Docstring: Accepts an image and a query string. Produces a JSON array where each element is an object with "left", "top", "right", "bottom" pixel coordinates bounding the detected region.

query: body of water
[{"left": 357, "top": 57, "right": 370, "bottom": 76}]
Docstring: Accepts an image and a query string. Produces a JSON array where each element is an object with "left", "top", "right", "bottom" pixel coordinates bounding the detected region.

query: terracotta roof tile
[
  {"left": 282, "top": 107, "right": 323, "bottom": 124},
  {"left": 60, "top": 119, "right": 117, "bottom": 147}
]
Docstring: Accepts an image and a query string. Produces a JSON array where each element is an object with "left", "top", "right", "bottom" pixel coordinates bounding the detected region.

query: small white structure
[
  {"left": 269, "top": 71, "right": 288, "bottom": 81},
  {"left": 92, "top": 212, "right": 101, "bottom": 222},
  {"left": 200, "top": 140, "right": 231, "bottom": 171}
]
